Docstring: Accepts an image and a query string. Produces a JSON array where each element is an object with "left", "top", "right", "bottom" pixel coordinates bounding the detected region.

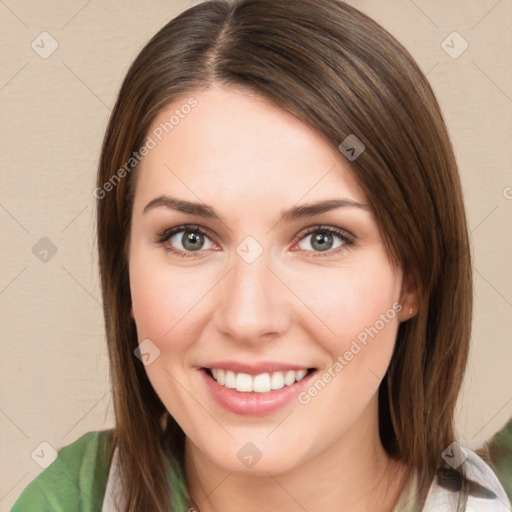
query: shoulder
[
  {"left": 487, "top": 419, "right": 512, "bottom": 504},
  {"left": 10, "top": 430, "right": 115, "bottom": 512},
  {"left": 423, "top": 446, "right": 511, "bottom": 511}
]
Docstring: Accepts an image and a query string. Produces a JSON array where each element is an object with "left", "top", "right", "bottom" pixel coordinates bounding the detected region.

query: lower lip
[{"left": 200, "top": 369, "right": 316, "bottom": 416}]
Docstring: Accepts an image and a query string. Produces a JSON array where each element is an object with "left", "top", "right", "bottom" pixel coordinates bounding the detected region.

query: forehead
[{"left": 134, "top": 84, "right": 365, "bottom": 209}]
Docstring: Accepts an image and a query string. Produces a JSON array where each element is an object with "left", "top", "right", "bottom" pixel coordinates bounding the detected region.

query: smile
[
  {"left": 200, "top": 366, "right": 318, "bottom": 416},
  {"left": 206, "top": 368, "right": 313, "bottom": 393}
]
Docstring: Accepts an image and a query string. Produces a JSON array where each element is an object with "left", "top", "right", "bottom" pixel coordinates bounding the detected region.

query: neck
[{"left": 184, "top": 398, "right": 409, "bottom": 512}]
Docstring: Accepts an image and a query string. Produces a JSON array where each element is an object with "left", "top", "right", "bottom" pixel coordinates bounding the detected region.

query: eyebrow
[{"left": 143, "top": 195, "right": 369, "bottom": 223}]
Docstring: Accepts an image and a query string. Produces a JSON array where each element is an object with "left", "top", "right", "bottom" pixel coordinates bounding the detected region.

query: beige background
[{"left": 0, "top": 0, "right": 511, "bottom": 509}]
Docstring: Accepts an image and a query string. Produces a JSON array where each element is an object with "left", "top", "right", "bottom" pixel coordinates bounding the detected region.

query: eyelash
[{"left": 153, "top": 224, "right": 355, "bottom": 259}]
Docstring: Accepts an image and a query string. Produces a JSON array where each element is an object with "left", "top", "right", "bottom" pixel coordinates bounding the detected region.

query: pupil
[
  {"left": 183, "top": 232, "right": 203, "bottom": 251},
  {"left": 313, "top": 233, "right": 332, "bottom": 251}
]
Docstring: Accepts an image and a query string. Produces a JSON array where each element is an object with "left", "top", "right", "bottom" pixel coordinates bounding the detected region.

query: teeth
[
  {"left": 253, "top": 373, "right": 271, "bottom": 393},
  {"left": 284, "top": 370, "right": 296, "bottom": 386},
  {"left": 225, "top": 370, "right": 236, "bottom": 389},
  {"left": 235, "top": 373, "right": 253, "bottom": 392},
  {"left": 209, "top": 368, "right": 310, "bottom": 393},
  {"left": 270, "top": 371, "right": 285, "bottom": 390}
]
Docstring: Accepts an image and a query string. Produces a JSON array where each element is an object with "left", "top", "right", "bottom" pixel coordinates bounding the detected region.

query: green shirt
[
  {"left": 487, "top": 418, "right": 512, "bottom": 505},
  {"left": 10, "top": 431, "right": 114, "bottom": 512},
  {"left": 10, "top": 430, "right": 190, "bottom": 512}
]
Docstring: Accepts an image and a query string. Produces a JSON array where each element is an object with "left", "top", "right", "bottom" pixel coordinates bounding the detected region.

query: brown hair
[{"left": 96, "top": 0, "right": 473, "bottom": 509}]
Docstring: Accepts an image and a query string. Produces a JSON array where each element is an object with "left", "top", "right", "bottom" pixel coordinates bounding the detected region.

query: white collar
[
  {"left": 102, "top": 446, "right": 125, "bottom": 512},
  {"left": 422, "top": 448, "right": 510, "bottom": 511}
]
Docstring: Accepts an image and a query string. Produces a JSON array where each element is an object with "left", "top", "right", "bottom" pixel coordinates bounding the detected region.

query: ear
[
  {"left": 397, "top": 272, "right": 419, "bottom": 322},
  {"left": 130, "top": 306, "right": 135, "bottom": 319}
]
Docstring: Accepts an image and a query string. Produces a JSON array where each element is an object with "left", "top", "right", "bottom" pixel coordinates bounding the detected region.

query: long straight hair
[{"left": 96, "top": 0, "right": 473, "bottom": 509}]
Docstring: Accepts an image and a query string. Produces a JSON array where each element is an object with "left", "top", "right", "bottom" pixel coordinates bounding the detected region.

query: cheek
[
  {"left": 300, "top": 257, "right": 401, "bottom": 340},
  {"left": 342, "top": 266, "right": 400, "bottom": 340},
  {"left": 298, "top": 256, "right": 402, "bottom": 379},
  {"left": 129, "top": 251, "right": 213, "bottom": 356},
  {"left": 293, "top": 261, "right": 402, "bottom": 428}
]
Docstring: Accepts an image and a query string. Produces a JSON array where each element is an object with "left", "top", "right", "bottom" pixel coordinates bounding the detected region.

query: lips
[{"left": 199, "top": 362, "right": 318, "bottom": 415}]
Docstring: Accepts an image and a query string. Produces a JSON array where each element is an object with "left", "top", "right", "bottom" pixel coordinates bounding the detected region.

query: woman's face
[{"left": 128, "top": 84, "right": 411, "bottom": 475}]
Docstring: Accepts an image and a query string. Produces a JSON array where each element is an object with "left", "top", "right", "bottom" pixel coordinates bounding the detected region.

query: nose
[{"left": 213, "top": 248, "right": 291, "bottom": 345}]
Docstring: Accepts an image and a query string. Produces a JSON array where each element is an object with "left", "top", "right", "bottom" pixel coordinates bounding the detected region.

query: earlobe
[
  {"left": 398, "top": 274, "right": 419, "bottom": 322},
  {"left": 401, "top": 305, "right": 415, "bottom": 322},
  {"left": 398, "top": 302, "right": 417, "bottom": 322}
]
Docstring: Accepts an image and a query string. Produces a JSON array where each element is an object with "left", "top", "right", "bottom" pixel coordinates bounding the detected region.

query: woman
[{"left": 11, "top": 0, "right": 510, "bottom": 510}]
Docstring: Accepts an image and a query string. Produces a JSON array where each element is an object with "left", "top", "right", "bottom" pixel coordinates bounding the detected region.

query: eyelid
[
  {"left": 154, "top": 224, "right": 219, "bottom": 256},
  {"left": 293, "top": 224, "right": 355, "bottom": 258},
  {"left": 155, "top": 224, "right": 216, "bottom": 245},
  {"left": 154, "top": 223, "right": 355, "bottom": 258},
  {"left": 296, "top": 224, "right": 355, "bottom": 244}
]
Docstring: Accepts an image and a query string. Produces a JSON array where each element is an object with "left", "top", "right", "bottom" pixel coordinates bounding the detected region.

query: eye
[
  {"left": 154, "top": 225, "right": 217, "bottom": 258},
  {"left": 154, "top": 224, "right": 355, "bottom": 259},
  {"left": 295, "top": 225, "right": 354, "bottom": 257}
]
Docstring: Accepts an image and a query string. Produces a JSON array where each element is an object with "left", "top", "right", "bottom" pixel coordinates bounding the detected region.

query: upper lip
[{"left": 201, "top": 361, "right": 315, "bottom": 375}]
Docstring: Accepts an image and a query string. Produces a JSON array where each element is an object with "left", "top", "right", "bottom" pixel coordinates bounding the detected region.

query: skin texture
[{"left": 128, "top": 84, "right": 417, "bottom": 511}]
